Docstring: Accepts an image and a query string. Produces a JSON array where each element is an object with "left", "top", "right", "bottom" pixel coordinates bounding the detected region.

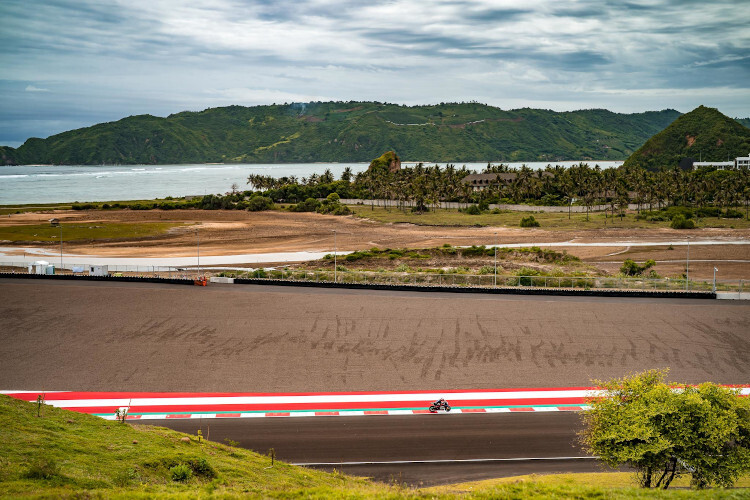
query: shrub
[
  {"left": 25, "top": 457, "right": 61, "bottom": 479},
  {"left": 461, "top": 245, "right": 492, "bottom": 257},
  {"left": 696, "top": 206, "right": 721, "bottom": 218},
  {"left": 464, "top": 204, "right": 482, "bottom": 215},
  {"left": 290, "top": 197, "right": 321, "bottom": 212},
  {"left": 621, "top": 259, "right": 656, "bottom": 276},
  {"left": 247, "top": 196, "right": 274, "bottom": 212},
  {"left": 170, "top": 464, "right": 192, "bottom": 482},
  {"left": 187, "top": 458, "right": 216, "bottom": 479},
  {"left": 670, "top": 215, "right": 695, "bottom": 229},
  {"left": 723, "top": 208, "right": 743, "bottom": 219},
  {"left": 72, "top": 203, "right": 96, "bottom": 210},
  {"left": 520, "top": 215, "right": 540, "bottom": 227},
  {"left": 663, "top": 206, "right": 694, "bottom": 220}
]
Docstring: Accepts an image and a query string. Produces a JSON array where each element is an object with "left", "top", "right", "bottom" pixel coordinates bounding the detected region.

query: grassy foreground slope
[
  {"left": 1, "top": 102, "right": 681, "bottom": 165},
  {"left": 1, "top": 396, "right": 747, "bottom": 499}
]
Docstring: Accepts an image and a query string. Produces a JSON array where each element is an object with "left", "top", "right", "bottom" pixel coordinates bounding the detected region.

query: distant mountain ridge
[
  {"left": 623, "top": 106, "right": 750, "bottom": 171},
  {"left": 0, "top": 101, "right": 703, "bottom": 165}
]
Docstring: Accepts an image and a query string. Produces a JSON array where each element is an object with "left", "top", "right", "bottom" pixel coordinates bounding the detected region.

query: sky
[{"left": 1, "top": 0, "right": 749, "bottom": 148}]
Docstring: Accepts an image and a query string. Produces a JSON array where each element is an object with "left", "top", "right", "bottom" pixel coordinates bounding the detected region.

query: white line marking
[{"left": 292, "top": 456, "right": 598, "bottom": 466}]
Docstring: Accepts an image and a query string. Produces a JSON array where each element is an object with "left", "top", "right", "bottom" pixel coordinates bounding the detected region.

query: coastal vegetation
[{"left": 0, "top": 102, "right": 682, "bottom": 165}]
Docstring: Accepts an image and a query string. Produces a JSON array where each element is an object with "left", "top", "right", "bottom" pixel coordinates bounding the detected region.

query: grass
[
  {"left": 2, "top": 395, "right": 749, "bottom": 498},
  {"left": 0, "top": 222, "right": 184, "bottom": 242},
  {"left": 348, "top": 205, "right": 750, "bottom": 229},
  {"left": 428, "top": 472, "right": 750, "bottom": 496},
  {"left": 0, "top": 395, "right": 398, "bottom": 498},
  {"left": 0, "top": 198, "right": 192, "bottom": 215}
]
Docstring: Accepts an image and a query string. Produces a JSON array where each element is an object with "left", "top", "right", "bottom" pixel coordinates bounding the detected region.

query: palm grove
[{"left": 245, "top": 155, "right": 750, "bottom": 221}]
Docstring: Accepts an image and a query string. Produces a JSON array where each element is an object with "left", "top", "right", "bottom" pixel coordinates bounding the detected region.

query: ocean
[{"left": 0, "top": 161, "right": 623, "bottom": 205}]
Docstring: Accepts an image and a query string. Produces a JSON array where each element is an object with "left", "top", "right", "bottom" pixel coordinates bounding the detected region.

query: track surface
[
  {"left": 150, "top": 411, "right": 604, "bottom": 486},
  {"left": 1, "top": 279, "right": 749, "bottom": 392}
]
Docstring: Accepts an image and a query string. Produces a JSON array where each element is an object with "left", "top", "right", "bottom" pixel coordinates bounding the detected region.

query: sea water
[{"left": 0, "top": 161, "right": 623, "bottom": 205}]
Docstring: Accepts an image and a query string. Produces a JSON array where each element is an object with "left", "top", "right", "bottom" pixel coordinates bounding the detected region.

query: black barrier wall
[{"left": 0, "top": 273, "right": 717, "bottom": 299}]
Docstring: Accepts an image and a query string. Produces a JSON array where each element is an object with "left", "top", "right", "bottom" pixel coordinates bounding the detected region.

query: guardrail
[{"left": 1, "top": 262, "right": 743, "bottom": 294}]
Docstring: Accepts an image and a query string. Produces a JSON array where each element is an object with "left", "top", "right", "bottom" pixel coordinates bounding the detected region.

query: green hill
[
  {"left": 1, "top": 102, "right": 682, "bottom": 165},
  {"left": 623, "top": 106, "right": 750, "bottom": 171}
]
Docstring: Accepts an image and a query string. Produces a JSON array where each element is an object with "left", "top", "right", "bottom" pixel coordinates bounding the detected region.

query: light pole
[
  {"left": 333, "top": 229, "right": 338, "bottom": 283},
  {"left": 494, "top": 232, "right": 498, "bottom": 287},
  {"left": 713, "top": 267, "right": 718, "bottom": 293},
  {"left": 333, "top": 229, "right": 337, "bottom": 283},
  {"left": 686, "top": 238, "right": 690, "bottom": 291},
  {"left": 50, "top": 219, "right": 62, "bottom": 272}
]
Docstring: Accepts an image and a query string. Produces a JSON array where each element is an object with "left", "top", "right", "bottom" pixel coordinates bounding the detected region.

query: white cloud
[
  {"left": 25, "top": 85, "right": 50, "bottom": 92},
  {"left": 0, "top": 0, "right": 748, "bottom": 145}
]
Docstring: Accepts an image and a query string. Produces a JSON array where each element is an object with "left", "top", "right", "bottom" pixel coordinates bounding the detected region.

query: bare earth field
[
  {"left": 1, "top": 280, "right": 748, "bottom": 393},
  {"left": 1, "top": 209, "right": 748, "bottom": 280}
]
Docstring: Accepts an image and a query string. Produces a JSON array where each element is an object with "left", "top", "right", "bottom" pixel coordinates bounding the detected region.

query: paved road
[
  {"left": 149, "top": 411, "right": 607, "bottom": 486},
  {"left": 1, "top": 279, "right": 749, "bottom": 392}
]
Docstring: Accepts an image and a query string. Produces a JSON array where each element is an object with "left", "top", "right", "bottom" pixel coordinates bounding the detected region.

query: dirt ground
[
  {"left": 1, "top": 209, "right": 748, "bottom": 280},
  {"left": 1, "top": 280, "right": 748, "bottom": 392}
]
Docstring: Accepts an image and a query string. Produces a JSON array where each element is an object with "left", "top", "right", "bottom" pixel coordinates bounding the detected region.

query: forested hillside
[
  {"left": 1, "top": 102, "right": 682, "bottom": 165},
  {"left": 623, "top": 106, "right": 750, "bottom": 171}
]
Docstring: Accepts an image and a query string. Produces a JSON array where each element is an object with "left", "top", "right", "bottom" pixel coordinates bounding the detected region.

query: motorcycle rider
[{"left": 433, "top": 397, "right": 448, "bottom": 409}]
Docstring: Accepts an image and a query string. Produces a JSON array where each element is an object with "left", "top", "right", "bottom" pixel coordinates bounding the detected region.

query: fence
[
  {"left": 338, "top": 199, "right": 640, "bottom": 213},
  {"left": 1, "top": 261, "right": 742, "bottom": 294},
  {"left": 226, "top": 269, "right": 742, "bottom": 294}
]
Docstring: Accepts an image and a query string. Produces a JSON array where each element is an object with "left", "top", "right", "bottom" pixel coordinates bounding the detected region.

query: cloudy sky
[{"left": 1, "top": 0, "right": 748, "bottom": 147}]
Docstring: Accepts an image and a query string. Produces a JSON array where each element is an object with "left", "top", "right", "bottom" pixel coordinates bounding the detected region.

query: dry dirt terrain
[
  {"left": 1, "top": 209, "right": 748, "bottom": 279},
  {"left": 1, "top": 280, "right": 748, "bottom": 393}
]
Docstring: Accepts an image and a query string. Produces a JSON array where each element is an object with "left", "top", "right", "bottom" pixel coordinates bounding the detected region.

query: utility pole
[
  {"left": 197, "top": 227, "right": 200, "bottom": 278},
  {"left": 333, "top": 229, "right": 337, "bottom": 283},
  {"left": 59, "top": 224, "right": 63, "bottom": 272}
]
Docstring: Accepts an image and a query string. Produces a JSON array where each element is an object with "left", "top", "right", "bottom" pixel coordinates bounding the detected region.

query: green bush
[
  {"left": 187, "top": 458, "right": 216, "bottom": 479},
  {"left": 670, "top": 215, "right": 695, "bottom": 229},
  {"left": 247, "top": 196, "right": 274, "bottom": 212},
  {"left": 620, "top": 259, "right": 656, "bottom": 276},
  {"left": 461, "top": 245, "right": 492, "bottom": 257},
  {"left": 723, "top": 208, "right": 743, "bottom": 218},
  {"left": 663, "top": 206, "right": 694, "bottom": 220},
  {"left": 289, "top": 197, "right": 321, "bottom": 212},
  {"left": 520, "top": 215, "right": 540, "bottom": 227},
  {"left": 696, "top": 206, "right": 721, "bottom": 218},
  {"left": 464, "top": 204, "right": 482, "bottom": 215},
  {"left": 24, "top": 457, "right": 60, "bottom": 480},
  {"left": 72, "top": 203, "right": 96, "bottom": 210},
  {"left": 170, "top": 464, "right": 192, "bottom": 482}
]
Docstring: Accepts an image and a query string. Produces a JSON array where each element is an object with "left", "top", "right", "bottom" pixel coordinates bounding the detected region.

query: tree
[{"left": 580, "top": 369, "right": 750, "bottom": 490}]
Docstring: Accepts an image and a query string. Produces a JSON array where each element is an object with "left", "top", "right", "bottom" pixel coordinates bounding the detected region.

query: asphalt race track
[
  {"left": 149, "top": 411, "right": 606, "bottom": 486},
  {"left": 1, "top": 278, "right": 748, "bottom": 484},
  {"left": 1, "top": 279, "right": 748, "bottom": 392}
]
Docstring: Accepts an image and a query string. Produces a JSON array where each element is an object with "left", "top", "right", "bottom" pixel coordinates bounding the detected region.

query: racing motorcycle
[{"left": 428, "top": 399, "right": 451, "bottom": 412}]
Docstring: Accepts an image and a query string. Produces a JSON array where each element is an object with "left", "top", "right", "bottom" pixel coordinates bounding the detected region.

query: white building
[
  {"left": 692, "top": 161, "right": 734, "bottom": 170},
  {"left": 736, "top": 153, "right": 750, "bottom": 169},
  {"left": 28, "top": 261, "right": 54, "bottom": 275}
]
